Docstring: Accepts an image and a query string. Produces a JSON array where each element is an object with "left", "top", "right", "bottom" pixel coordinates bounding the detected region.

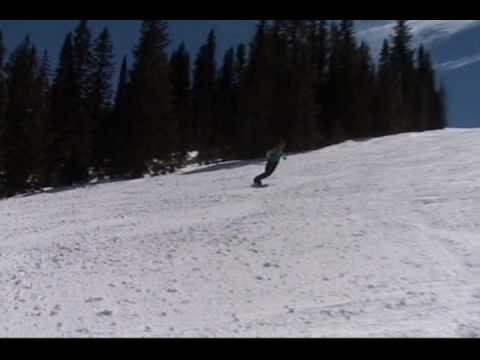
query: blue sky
[
  {"left": 1, "top": 20, "right": 479, "bottom": 128},
  {"left": 0, "top": 20, "right": 256, "bottom": 71}
]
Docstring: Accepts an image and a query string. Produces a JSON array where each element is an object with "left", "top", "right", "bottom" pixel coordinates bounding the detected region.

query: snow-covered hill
[{"left": 1, "top": 129, "right": 480, "bottom": 337}]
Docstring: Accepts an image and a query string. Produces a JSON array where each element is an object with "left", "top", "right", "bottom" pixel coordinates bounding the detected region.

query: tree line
[{"left": 0, "top": 20, "right": 447, "bottom": 197}]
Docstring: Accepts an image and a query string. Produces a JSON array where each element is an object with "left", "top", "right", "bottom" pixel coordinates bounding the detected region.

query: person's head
[{"left": 277, "top": 139, "right": 286, "bottom": 150}]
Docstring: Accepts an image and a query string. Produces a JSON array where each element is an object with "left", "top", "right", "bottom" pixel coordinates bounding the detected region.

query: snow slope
[{"left": 1, "top": 129, "right": 480, "bottom": 338}]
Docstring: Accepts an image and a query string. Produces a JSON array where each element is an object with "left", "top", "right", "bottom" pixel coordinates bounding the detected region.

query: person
[{"left": 253, "top": 140, "right": 287, "bottom": 187}]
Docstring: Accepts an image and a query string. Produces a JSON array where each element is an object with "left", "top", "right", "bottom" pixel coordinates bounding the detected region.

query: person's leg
[
  {"left": 254, "top": 161, "right": 278, "bottom": 184},
  {"left": 254, "top": 166, "right": 267, "bottom": 185},
  {"left": 265, "top": 161, "right": 278, "bottom": 178}
]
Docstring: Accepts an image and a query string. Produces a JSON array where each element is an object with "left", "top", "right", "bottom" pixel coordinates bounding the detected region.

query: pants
[{"left": 254, "top": 161, "right": 279, "bottom": 184}]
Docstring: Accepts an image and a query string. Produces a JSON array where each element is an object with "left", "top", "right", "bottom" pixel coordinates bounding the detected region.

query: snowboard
[{"left": 252, "top": 183, "right": 269, "bottom": 188}]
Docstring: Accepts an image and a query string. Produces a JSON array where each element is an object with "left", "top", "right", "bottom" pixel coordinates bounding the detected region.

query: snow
[{"left": 1, "top": 129, "right": 480, "bottom": 337}]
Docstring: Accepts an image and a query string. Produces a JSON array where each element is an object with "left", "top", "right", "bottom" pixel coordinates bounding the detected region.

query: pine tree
[
  {"left": 415, "top": 45, "right": 446, "bottom": 132},
  {"left": 49, "top": 32, "right": 76, "bottom": 186},
  {"left": 3, "top": 37, "right": 46, "bottom": 195},
  {"left": 89, "top": 28, "right": 114, "bottom": 175},
  {"left": 317, "top": 20, "right": 329, "bottom": 78},
  {"left": 229, "top": 43, "right": 247, "bottom": 158},
  {"left": 282, "top": 20, "right": 308, "bottom": 64},
  {"left": 122, "top": 20, "right": 173, "bottom": 177},
  {"left": 68, "top": 19, "right": 94, "bottom": 183},
  {"left": 290, "top": 51, "right": 320, "bottom": 150},
  {"left": 375, "top": 39, "right": 395, "bottom": 135},
  {"left": 324, "top": 21, "right": 345, "bottom": 142},
  {"left": 249, "top": 20, "right": 269, "bottom": 69},
  {"left": 432, "top": 82, "right": 448, "bottom": 130},
  {"left": 170, "top": 43, "right": 193, "bottom": 163},
  {"left": 90, "top": 28, "right": 114, "bottom": 117},
  {"left": 49, "top": 21, "right": 95, "bottom": 186},
  {"left": 307, "top": 20, "right": 319, "bottom": 64},
  {"left": 33, "top": 50, "right": 51, "bottom": 187},
  {"left": 390, "top": 20, "right": 416, "bottom": 132},
  {"left": 235, "top": 43, "right": 247, "bottom": 86},
  {"left": 109, "top": 55, "right": 129, "bottom": 176},
  {"left": 338, "top": 20, "right": 358, "bottom": 139},
  {"left": 73, "top": 20, "right": 94, "bottom": 100},
  {"left": 352, "top": 41, "right": 375, "bottom": 138},
  {"left": 390, "top": 20, "right": 414, "bottom": 75},
  {"left": 279, "top": 20, "right": 319, "bottom": 150},
  {"left": 415, "top": 45, "right": 430, "bottom": 131},
  {"left": 216, "top": 47, "right": 236, "bottom": 156},
  {"left": 116, "top": 56, "right": 129, "bottom": 106},
  {"left": 238, "top": 20, "right": 277, "bottom": 158},
  {"left": 269, "top": 20, "right": 289, "bottom": 145},
  {"left": 193, "top": 30, "right": 218, "bottom": 162},
  {"left": 0, "top": 31, "right": 7, "bottom": 190},
  {"left": 307, "top": 20, "right": 328, "bottom": 144}
]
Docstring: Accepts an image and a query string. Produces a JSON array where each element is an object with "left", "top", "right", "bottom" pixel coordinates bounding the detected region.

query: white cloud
[
  {"left": 435, "top": 53, "right": 480, "bottom": 71},
  {"left": 408, "top": 20, "right": 478, "bottom": 44},
  {"left": 358, "top": 20, "right": 480, "bottom": 60}
]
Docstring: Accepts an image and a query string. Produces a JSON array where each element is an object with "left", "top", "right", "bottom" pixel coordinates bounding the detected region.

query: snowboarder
[{"left": 253, "top": 140, "right": 287, "bottom": 187}]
